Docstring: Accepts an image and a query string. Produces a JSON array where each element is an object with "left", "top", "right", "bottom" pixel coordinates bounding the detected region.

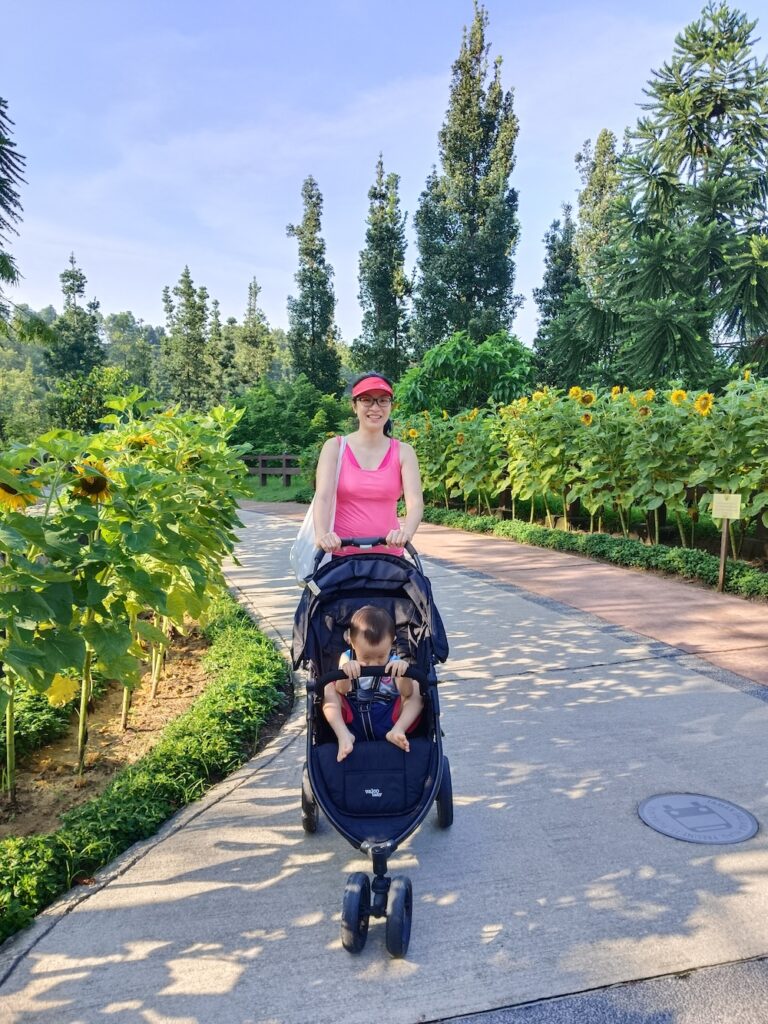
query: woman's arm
[
  {"left": 313, "top": 437, "right": 342, "bottom": 551},
  {"left": 386, "top": 442, "right": 424, "bottom": 547}
]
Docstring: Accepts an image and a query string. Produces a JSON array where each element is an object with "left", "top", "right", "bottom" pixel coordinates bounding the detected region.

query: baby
[{"left": 322, "top": 605, "right": 423, "bottom": 762}]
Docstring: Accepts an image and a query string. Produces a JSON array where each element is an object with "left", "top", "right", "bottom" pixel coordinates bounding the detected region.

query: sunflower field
[
  {"left": 0, "top": 391, "right": 250, "bottom": 802},
  {"left": 397, "top": 373, "right": 768, "bottom": 554}
]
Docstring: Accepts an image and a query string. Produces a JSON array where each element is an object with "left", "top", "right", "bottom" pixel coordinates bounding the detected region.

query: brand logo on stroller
[{"left": 365, "top": 787, "right": 383, "bottom": 798}]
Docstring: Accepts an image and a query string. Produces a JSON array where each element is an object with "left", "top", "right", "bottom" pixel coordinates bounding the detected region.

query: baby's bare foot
[
  {"left": 338, "top": 732, "right": 355, "bottom": 762},
  {"left": 386, "top": 728, "right": 410, "bottom": 752}
]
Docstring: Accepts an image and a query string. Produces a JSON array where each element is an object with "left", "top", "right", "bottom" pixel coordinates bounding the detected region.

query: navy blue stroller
[{"left": 291, "top": 537, "right": 451, "bottom": 957}]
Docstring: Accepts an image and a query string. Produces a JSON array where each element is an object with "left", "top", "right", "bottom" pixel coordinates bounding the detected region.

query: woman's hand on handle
[
  {"left": 315, "top": 530, "right": 342, "bottom": 553},
  {"left": 385, "top": 526, "right": 411, "bottom": 549}
]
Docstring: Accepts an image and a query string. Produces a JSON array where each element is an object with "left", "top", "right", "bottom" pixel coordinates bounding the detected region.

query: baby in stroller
[{"left": 323, "top": 605, "right": 423, "bottom": 761}]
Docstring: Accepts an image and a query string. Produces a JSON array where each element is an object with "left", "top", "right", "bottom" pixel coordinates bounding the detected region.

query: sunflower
[
  {"left": 694, "top": 392, "right": 714, "bottom": 416},
  {"left": 581, "top": 412, "right": 593, "bottom": 426},
  {"left": 611, "top": 385, "right": 621, "bottom": 399},
  {"left": 47, "top": 673, "right": 80, "bottom": 707},
  {"left": 629, "top": 394, "right": 638, "bottom": 408},
  {"left": 579, "top": 391, "right": 596, "bottom": 406},
  {"left": 644, "top": 389, "right": 656, "bottom": 401},
  {"left": 670, "top": 389, "right": 688, "bottom": 406},
  {"left": 124, "top": 432, "right": 158, "bottom": 450},
  {"left": 638, "top": 405, "right": 651, "bottom": 417},
  {"left": 744, "top": 369, "right": 751, "bottom": 382},
  {"left": 532, "top": 390, "right": 546, "bottom": 402},
  {"left": 568, "top": 386, "right": 583, "bottom": 400},
  {"left": 455, "top": 432, "right": 465, "bottom": 445},
  {"left": 73, "top": 459, "right": 113, "bottom": 503},
  {"left": 0, "top": 470, "right": 40, "bottom": 512},
  {"left": 468, "top": 407, "right": 479, "bottom": 421},
  {"left": 408, "top": 428, "right": 419, "bottom": 439}
]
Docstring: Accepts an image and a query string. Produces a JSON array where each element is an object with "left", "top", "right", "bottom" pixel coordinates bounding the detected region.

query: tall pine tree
[
  {"left": 161, "top": 266, "right": 210, "bottom": 410},
  {"left": 352, "top": 154, "right": 411, "bottom": 380},
  {"left": 412, "top": 2, "right": 520, "bottom": 355},
  {"left": 237, "top": 277, "right": 273, "bottom": 386},
  {"left": 532, "top": 205, "right": 581, "bottom": 386},
  {"left": 286, "top": 176, "right": 342, "bottom": 394},
  {"left": 0, "top": 97, "right": 24, "bottom": 312},
  {"left": 46, "top": 254, "right": 105, "bottom": 378}
]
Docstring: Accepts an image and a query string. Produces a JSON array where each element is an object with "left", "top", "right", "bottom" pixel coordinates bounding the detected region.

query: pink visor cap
[{"left": 352, "top": 376, "right": 393, "bottom": 398}]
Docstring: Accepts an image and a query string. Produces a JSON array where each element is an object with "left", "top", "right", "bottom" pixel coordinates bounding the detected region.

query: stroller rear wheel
[
  {"left": 436, "top": 756, "right": 453, "bottom": 829},
  {"left": 385, "top": 876, "right": 413, "bottom": 958},
  {"left": 341, "top": 872, "right": 371, "bottom": 953},
  {"left": 301, "top": 764, "right": 318, "bottom": 833}
]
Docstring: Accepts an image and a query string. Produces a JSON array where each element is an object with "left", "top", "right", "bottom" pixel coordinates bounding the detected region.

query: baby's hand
[
  {"left": 386, "top": 658, "right": 409, "bottom": 678},
  {"left": 341, "top": 660, "right": 362, "bottom": 680}
]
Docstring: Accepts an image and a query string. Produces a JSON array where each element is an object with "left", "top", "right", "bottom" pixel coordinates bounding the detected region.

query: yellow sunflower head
[
  {"left": 744, "top": 369, "right": 751, "bottom": 381},
  {"left": 455, "top": 432, "right": 465, "bottom": 445},
  {"left": 638, "top": 405, "right": 651, "bottom": 417},
  {"left": 611, "top": 385, "right": 621, "bottom": 399},
  {"left": 124, "top": 432, "right": 158, "bottom": 451},
  {"left": 0, "top": 470, "right": 40, "bottom": 513},
  {"left": 532, "top": 390, "right": 546, "bottom": 402},
  {"left": 581, "top": 412, "right": 593, "bottom": 427},
  {"left": 629, "top": 394, "right": 638, "bottom": 408},
  {"left": 408, "top": 428, "right": 419, "bottom": 439},
  {"left": 568, "top": 386, "right": 583, "bottom": 400},
  {"left": 694, "top": 392, "right": 714, "bottom": 416},
  {"left": 73, "top": 459, "right": 113, "bottom": 504},
  {"left": 644, "top": 389, "right": 656, "bottom": 401},
  {"left": 670, "top": 389, "right": 688, "bottom": 406},
  {"left": 579, "top": 391, "right": 596, "bottom": 406}
]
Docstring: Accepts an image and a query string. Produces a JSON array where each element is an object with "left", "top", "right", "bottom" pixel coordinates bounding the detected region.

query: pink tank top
[{"left": 333, "top": 436, "right": 403, "bottom": 556}]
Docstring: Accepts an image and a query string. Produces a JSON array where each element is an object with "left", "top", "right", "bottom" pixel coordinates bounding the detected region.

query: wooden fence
[{"left": 244, "top": 453, "right": 301, "bottom": 487}]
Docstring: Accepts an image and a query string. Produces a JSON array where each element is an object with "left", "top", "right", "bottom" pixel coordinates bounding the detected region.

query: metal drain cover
[{"left": 638, "top": 793, "right": 758, "bottom": 845}]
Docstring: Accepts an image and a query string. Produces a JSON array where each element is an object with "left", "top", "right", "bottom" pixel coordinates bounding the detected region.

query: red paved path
[{"left": 243, "top": 500, "right": 768, "bottom": 687}]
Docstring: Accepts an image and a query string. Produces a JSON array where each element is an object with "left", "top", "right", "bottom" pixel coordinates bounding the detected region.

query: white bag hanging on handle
[{"left": 289, "top": 437, "right": 346, "bottom": 586}]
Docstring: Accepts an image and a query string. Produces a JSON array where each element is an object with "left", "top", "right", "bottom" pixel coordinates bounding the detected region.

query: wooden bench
[{"left": 245, "top": 453, "right": 301, "bottom": 487}]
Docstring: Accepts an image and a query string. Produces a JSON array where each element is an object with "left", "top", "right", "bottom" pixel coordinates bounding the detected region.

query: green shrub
[{"left": 0, "top": 592, "right": 289, "bottom": 944}]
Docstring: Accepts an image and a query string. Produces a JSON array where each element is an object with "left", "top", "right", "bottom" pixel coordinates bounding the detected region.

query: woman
[{"left": 313, "top": 372, "right": 424, "bottom": 556}]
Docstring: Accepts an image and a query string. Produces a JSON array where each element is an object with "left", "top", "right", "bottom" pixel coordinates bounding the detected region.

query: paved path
[{"left": 1, "top": 507, "right": 768, "bottom": 1023}]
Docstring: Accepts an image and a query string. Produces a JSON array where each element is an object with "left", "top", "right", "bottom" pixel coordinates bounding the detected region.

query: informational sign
[{"left": 712, "top": 493, "right": 742, "bottom": 520}]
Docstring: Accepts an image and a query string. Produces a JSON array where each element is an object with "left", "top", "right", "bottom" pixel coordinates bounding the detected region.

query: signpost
[{"left": 711, "top": 493, "right": 742, "bottom": 592}]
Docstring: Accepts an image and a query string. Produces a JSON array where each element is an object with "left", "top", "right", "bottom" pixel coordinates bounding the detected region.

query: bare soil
[{"left": 0, "top": 627, "right": 284, "bottom": 840}]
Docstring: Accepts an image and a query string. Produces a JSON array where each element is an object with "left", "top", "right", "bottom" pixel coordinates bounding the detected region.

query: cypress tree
[
  {"left": 352, "top": 154, "right": 411, "bottom": 380},
  {"left": 532, "top": 205, "right": 582, "bottom": 386},
  {"left": 161, "top": 266, "right": 210, "bottom": 410},
  {"left": 45, "top": 254, "right": 105, "bottom": 378},
  {"left": 286, "top": 176, "right": 342, "bottom": 394},
  {"left": 412, "top": 2, "right": 520, "bottom": 355},
  {"left": 237, "top": 277, "right": 274, "bottom": 386}
]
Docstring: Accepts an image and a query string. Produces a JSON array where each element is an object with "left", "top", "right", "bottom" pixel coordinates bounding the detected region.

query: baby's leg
[
  {"left": 323, "top": 682, "right": 355, "bottom": 762},
  {"left": 386, "top": 678, "right": 423, "bottom": 753}
]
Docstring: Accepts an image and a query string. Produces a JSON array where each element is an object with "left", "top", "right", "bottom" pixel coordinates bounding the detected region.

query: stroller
[{"left": 291, "top": 537, "right": 451, "bottom": 957}]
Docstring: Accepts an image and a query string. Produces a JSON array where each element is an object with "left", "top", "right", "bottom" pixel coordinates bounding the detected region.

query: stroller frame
[{"left": 292, "top": 538, "right": 452, "bottom": 956}]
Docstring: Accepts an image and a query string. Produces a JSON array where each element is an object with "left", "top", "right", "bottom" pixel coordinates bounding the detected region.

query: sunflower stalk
[
  {"left": 77, "top": 610, "right": 96, "bottom": 775},
  {"left": 3, "top": 672, "right": 15, "bottom": 804}
]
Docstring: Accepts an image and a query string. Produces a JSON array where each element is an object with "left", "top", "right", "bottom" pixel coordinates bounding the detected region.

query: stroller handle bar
[
  {"left": 312, "top": 664, "right": 430, "bottom": 691},
  {"left": 312, "top": 538, "right": 422, "bottom": 573}
]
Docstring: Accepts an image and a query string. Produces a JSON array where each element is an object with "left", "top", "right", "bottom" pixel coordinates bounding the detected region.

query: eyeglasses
[{"left": 355, "top": 395, "right": 392, "bottom": 408}]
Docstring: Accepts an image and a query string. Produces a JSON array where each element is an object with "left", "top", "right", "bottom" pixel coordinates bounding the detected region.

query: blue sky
[{"left": 4, "top": 0, "right": 750, "bottom": 349}]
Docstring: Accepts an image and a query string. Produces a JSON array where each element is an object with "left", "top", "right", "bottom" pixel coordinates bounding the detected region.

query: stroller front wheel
[
  {"left": 385, "top": 876, "right": 413, "bottom": 958},
  {"left": 341, "top": 872, "right": 371, "bottom": 953}
]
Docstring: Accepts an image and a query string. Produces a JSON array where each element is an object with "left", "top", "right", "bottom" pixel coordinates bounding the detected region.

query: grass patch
[
  {"left": 241, "top": 474, "right": 311, "bottom": 502},
  {"left": 0, "top": 590, "right": 290, "bottom": 945}
]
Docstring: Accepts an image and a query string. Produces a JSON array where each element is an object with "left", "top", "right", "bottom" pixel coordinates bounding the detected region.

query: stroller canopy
[{"left": 291, "top": 553, "right": 449, "bottom": 672}]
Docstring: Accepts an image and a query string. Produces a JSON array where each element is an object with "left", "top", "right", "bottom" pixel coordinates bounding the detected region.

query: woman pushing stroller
[{"left": 312, "top": 373, "right": 426, "bottom": 762}]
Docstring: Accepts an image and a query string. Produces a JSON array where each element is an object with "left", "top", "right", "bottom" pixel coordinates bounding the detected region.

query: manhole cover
[{"left": 638, "top": 793, "right": 758, "bottom": 845}]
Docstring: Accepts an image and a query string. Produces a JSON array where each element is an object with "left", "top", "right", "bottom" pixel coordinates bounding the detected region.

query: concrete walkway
[{"left": 1, "top": 507, "right": 768, "bottom": 1023}]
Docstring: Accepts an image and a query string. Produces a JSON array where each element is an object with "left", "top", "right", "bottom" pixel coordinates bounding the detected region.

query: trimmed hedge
[
  {"left": 0, "top": 592, "right": 290, "bottom": 945},
  {"left": 422, "top": 507, "right": 768, "bottom": 600}
]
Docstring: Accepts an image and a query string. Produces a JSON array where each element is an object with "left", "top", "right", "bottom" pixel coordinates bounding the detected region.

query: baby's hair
[{"left": 349, "top": 605, "right": 395, "bottom": 647}]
